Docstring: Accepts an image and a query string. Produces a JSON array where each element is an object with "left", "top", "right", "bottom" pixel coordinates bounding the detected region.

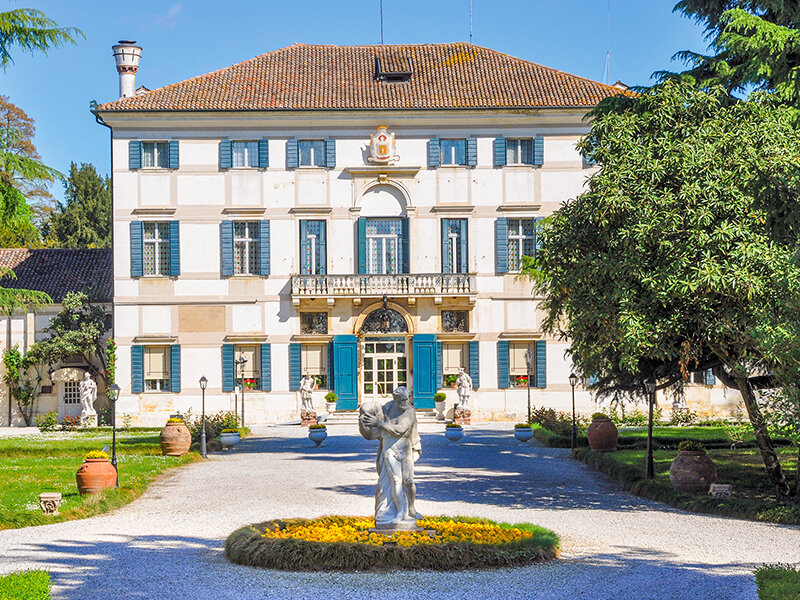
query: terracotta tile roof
[
  {"left": 97, "top": 43, "right": 626, "bottom": 112},
  {"left": 0, "top": 249, "right": 112, "bottom": 303}
]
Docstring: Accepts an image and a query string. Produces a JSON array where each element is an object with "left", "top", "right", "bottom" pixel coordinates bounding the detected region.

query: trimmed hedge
[
  {"left": 225, "top": 516, "right": 559, "bottom": 571},
  {"left": 574, "top": 447, "right": 800, "bottom": 525},
  {"left": 0, "top": 571, "right": 51, "bottom": 600},
  {"left": 756, "top": 564, "right": 800, "bottom": 600}
]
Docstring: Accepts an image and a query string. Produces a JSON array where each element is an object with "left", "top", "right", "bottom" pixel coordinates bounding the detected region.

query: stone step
[{"left": 323, "top": 410, "right": 441, "bottom": 425}]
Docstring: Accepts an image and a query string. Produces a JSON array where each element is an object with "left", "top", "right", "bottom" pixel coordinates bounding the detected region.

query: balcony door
[
  {"left": 362, "top": 338, "right": 408, "bottom": 399},
  {"left": 366, "top": 219, "right": 402, "bottom": 275}
]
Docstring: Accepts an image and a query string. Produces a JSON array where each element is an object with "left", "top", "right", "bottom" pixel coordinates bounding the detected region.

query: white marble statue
[
  {"left": 299, "top": 372, "right": 316, "bottom": 411},
  {"left": 79, "top": 372, "right": 98, "bottom": 418},
  {"left": 358, "top": 387, "right": 421, "bottom": 530},
  {"left": 456, "top": 368, "right": 472, "bottom": 409}
]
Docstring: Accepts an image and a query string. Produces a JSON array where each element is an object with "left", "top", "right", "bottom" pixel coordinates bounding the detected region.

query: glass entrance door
[{"left": 362, "top": 338, "right": 407, "bottom": 400}]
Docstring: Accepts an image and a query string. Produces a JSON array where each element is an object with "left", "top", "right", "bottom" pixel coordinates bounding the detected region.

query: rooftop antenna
[
  {"left": 380, "top": 0, "right": 384, "bottom": 44},
  {"left": 603, "top": 0, "right": 611, "bottom": 84}
]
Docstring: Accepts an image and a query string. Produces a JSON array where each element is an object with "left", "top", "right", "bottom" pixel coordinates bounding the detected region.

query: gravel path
[{"left": 1, "top": 423, "right": 797, "bottom": 599}]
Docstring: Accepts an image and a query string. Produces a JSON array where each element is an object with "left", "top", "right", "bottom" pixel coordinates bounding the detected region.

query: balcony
[{"left": 291, "top": 273, "right": 476, "bottom": 306}]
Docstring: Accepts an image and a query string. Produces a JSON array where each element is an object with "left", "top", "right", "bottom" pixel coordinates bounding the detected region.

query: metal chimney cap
[{"left": 117, "top": 40, "right": 138, "bottom": 45}]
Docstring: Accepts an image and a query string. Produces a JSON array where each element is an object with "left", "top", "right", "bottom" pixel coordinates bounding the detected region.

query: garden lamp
[
  {"left": 107, "top": 383, "right": 121, "bottom": 487},
  {"left": 524, "top": 348, "right": 533, "bottom": 424},
  {"left": 199, "top": 375, "right": 208, "bottom": 459},
  {"left": 235, "top": 355, "right": 248, "bottom": 426},
  {"left": 569, "top": 373, "right": 579, "bottom": 450},
  {"left": 644, "top": 376, "right": 657, "bottom": 480}
]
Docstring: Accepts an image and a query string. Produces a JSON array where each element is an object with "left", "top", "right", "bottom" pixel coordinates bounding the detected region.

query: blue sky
[{"left": 2, "top": 1, "right": 707, "bottom": 202}]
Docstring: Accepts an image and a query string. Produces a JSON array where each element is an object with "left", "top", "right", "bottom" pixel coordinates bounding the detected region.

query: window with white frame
[
  {"left": 507, "top": 218, "right": 535, "bottom": 272},
  {"left": 235, "top": 345, "right": 261, "bottom": 390},
  {"left": 301, "top": 344, "right": 328, "bottom": 388},
  {"left": 366, "top": 219, "right": 402, "bottom": 275},
  {"left": 299, "top": 140, "right": 326, "bottom": 167},
  {"left": 442, "top": 342, "right": 467, "bottom": 387},
  {"left": 142, "top": 142, "right": 169, "bottom": 169},
  {"left": 233, "top": 221, "right": 260, "bottom": 275},
  {"left": 509, "top": 342, "right": 534, "bottom": 388},
  {"left": 232, "top": 141, "right": 259, "bottom": 168},
  {"left": 63, "top": 381, "right": 81, "bottom": 404},
  {"left": 144, "top": 346, "right": 170, "bottom": 392},
  {"left": 439, "top": 138, "right": 467, "bottom": 165},
  {"left": 143, "top": 222, "right": 171, "bottom": 276},
  {"left": 506, "top": 138, "right": 533, "bottom": 165}
]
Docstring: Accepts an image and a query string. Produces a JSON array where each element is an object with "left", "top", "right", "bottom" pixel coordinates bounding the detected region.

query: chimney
[{"left": 112, "top": 40, "right": 142, "bottom": 99}]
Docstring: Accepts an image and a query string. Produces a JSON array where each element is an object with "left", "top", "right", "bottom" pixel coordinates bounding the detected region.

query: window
[
  {"left": 440, "top": 139, "right": 467, "bottom": 165},
  {"left": 63, "top": 381, "right": 81, "bottom": 404},
  {"left": 233, "top": 221, "right": 260, "bottom": 275},
  {"left": 143, "top": 222, "right": 171, "bottom": 276},
  {"left": 301, "top": 344, "right": 328, "bottom": 388},
  {"left": 299, "top": 140, "right": 326, "bottom": 167},
  {"left": 509, "top": 342, "right": 534, "bottom": 388},
  {"left": 145, "top": 346, "right": 170, "bottom": 392},
  {"left": 235, "top": 345, "right": 261, "bottom": 390},
  {"left": 301, "top": 312, "right": 328, "bottom": 334},
  {"left": 442, "top": 310, "right": 469, "bottom": 333},
  {"left": 142, "top": 142, "right": 169, "bottom": 169},
  {"left": 442, "top": 342, "right": 467, "bottom": 387},
  {"left": 366, "top": 219, "right": 402, "bottom": 275},
  {"left": 442, "top": 219, "right": 467, "bottom": 273},
  {"left": 506, "top": 139, "right": 533, "bottom": 165},
  {"left": 507, "top": 218, "right": 535, "bottom": 272},
  {"left": 232, "top": 141, "right": 259, "bottom": 168},
  {"left": 301, "top": 220, "right": 326, "bottom": 275}
]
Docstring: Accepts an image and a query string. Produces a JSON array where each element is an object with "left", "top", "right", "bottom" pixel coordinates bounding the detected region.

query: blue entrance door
[
  {"left": 333, "top": 335, "right": 358, "bottom": 410},
  {"left": 412, "top": 334, "right": 437, "bottom": 409}
]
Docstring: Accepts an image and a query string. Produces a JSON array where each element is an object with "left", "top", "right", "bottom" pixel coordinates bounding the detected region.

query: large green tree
[
  {"left": 529, "top": 81, "right": 800, "bottom": 501},
  {"left": 49, "top": 163, "right": 111, "bottom": 248},
  {"left": 0, "top": 7, "right": 82, "bottom": 69}
]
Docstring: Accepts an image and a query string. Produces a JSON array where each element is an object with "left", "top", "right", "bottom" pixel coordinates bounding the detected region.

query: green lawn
[
  {"left": 0, "top": 570, "right": 50, "bottom": 600},
  {"left": 756, "top": 564, "right": 800, "bottom": 600},
  {"left": 617, "top": 426, "right": 752, "bottom": 442},
  {"left": 0, "top": 430, "right": 199, "bottom": 530}
]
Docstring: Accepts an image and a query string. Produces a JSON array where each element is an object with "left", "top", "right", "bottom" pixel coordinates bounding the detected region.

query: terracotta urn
[
  {"left": 669, "top": 451, "right": 717, "bottom": 493},
  {"left": 76, "top": 458, "right": 116, "bottom": 494},
  {"left": 159, "top": 421, "right": 191, "bottom": 456},
  {"left": 587, "top": 417, "right": 618, "bottom": 451}
]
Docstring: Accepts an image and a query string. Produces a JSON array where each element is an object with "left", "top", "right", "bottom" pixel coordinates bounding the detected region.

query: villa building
[{"left": 92, "top": 42, "right": 734, "bottom": 426}]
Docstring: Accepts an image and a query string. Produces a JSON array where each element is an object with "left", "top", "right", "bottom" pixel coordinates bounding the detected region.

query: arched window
[{"left": 361, "top": 307, "right": 408, "bottom": 334}]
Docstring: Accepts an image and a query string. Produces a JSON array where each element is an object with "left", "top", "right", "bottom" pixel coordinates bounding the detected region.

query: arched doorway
[{"left": 357, "top": 298, "right": 411, "bottom": 403}]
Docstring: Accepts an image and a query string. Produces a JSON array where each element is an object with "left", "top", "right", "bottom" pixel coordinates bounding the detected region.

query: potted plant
[
  {"left": 308, "top": 423, "right": 327, "bottom": 447},
  {"left": 220, "top": 428, "right": 241, "bottom": 448},
  {"left": 159, "top": 417, "right": 191, "bottom": 456},
  {"left": 514, "top": 422, "right": 534, "bottom": 443},
  {"left": 586, "top": 412, "right": 618, "bottom": 451},
  {"left": 444, "top": 374, "right": 458, "bottom": 388},
  {"left": 325, "top": 391, "right": 337, "bottom": 413},
  {"left": 434, "top": 392, "right": 447, "bottom": 420},
  {"left": 669, "top": 440, "right": 718, "bottom": 493},
  {"left": 515, "top": 375, "right": 529, "bottom": 388},
  {"left": 76, "top": 450, "right": 117, "bottom": 494},
  {"left": 445, "top": 422, "right": 463, "bottom": 442}
]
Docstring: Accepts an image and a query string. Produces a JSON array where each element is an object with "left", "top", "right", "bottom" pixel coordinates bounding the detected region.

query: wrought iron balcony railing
[{"left": 291, "top": 273, "right": 475, "bottom": 299}]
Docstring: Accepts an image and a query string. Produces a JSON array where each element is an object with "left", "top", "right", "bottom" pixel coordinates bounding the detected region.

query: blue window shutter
[
  {"left": 168, "top": 140, "right": 180, "bottom": 170},
  {"left": 170, "top": 345, "right": 181, "bottom": 393},
  {"left": 220, "top": 221, "right": 234, "bottom": 277},
  {"left": 533, "top": 217, "right": 544, "bottom": 257},
  {"left": 219, "top": 140, "right": 232, "bottom": 169},
  {"left": 705, "top": 369, "right": 716, "bottom": 386},
  {"left": 318, "top": 220, "right": 327, "bottom": 275},
  {"left": 459, "top": 219, "right": 469, "bottom": 273},
  {"left": 357, "top": 218, "right": 367, "bottom": 274},
  {"left": 535, "top": 340, "right": 547, "bottom": 388},
  {"left": 131, "top": 345, "right": 144, "bottom": 394},
  {"left": 169, "top": 220, "right": 180, "bottom": 277},
  {"left": 259, "top": 220, "right": 270, "bottom": 276},
  {"left": 260, "top": 344, "right": 272, "bottom": 391},
  {"left": 466, "top": 136, "right": 478, "bottom": 166},
  {"left": 497, "top": 341, "right": 510, "bottom": 389},
  {"left": 325, "top": 138, "right": 336, "bottom": 168},
  {"left": 533, "top": 136, "right": 544, "bottom": 166},
  {"left": 495, "top": 218, "right": 509, "bottom": 274},
  {"left": 441, "top": 219, "right": 451, "bottom": 273},
  {"left": 299, "top": 220, "right": 310, "bottom": 275},
  {"left": 412, "top": 334, "right": 437, "bottom": 409},
  {"left": 333, "top": 335, "right": 358, "bottom": 409},
  {"left": 469, "top": 341, "right": 480, "bottom": 389},
  {"left": 327, "top": 340, "right": 335, "bottom": 391},
  {"left": 130, "top": 221, "right": 143, "bottom": 278},
  {"left": 289, "top": 343, "right": 301, "bottom": 391},
  {"left": 435, "top": 341, "right": 443, "bottom": 390},
  {"left": 286, "top": 139, "right": 299, "bottom": 169},
  {"left": 129, "top": 141, "right": 142, "bottom": 170},
  {"left": 222, "top": 344, "right": 235, "bottom": 392},
  {"left": 428, "top": 138, "right": 441, "bottom": 167},
  {"left": 401, "top": 217, "right": 410, "bottom": 274},
  {"left": 494, "top": 137, "right": 506, "bottom": 167},
  {"left": 258, "top": 139, "right": 269, "bottom": 168}
]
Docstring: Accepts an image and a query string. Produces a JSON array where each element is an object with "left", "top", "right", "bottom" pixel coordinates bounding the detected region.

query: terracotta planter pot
[
  {"left": 159, "top": 421, "right": 191, "bottom": 456},
  {"left": 76, "top": 458, "right": 116, "bottom": 494},
  {"left": 670, "top": 451, "right": 717, "bottom": 493},
  {"left": 587, "top": 417, "right": 618, "bottom": 451}
]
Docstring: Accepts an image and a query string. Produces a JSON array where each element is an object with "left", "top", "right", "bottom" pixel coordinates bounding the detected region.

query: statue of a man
[
  {"left": 79, "top": 372, "right": 97, "bottom": 418},
  {"left": 299, "top": 372, "right": 316, "bottom": 411},
  {"left": 359, "top": 387, "right": 421, "bottom": 530},
  {"left": 456, "top": 367, "right": 472, "bottom": 409}
]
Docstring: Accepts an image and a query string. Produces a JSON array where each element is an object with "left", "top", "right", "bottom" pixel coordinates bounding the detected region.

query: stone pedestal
[
  {"left": 454, "top": 407, "right": 471, "bottom": 426},
  {"left": 300, "top": 410, "right": 317, "bottom": 427},
  {"left": 39, "top": 492, "right": 62, "bottom": 515}
]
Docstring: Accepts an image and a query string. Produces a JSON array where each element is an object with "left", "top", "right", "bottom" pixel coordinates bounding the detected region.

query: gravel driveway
[{"left": 0, "top": 423, "right": 797, "bottom": 599}]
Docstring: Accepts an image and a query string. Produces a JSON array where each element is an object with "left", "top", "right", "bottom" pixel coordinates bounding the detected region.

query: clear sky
[{"left": 2, "top": 0, "right": 707, "bottom": 201}]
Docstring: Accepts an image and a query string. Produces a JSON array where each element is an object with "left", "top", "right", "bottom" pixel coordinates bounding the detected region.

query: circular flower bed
[{"left": 225, "top": 516, "right": 559, "bottom": 571}]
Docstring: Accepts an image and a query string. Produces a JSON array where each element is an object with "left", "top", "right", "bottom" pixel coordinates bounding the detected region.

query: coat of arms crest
[{"left": 368, "top": 126, "right": 398, "bottom": 164}]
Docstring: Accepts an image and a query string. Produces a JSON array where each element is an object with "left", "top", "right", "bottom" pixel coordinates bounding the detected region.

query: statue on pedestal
[
  {"left": 359, "top": 387, "right": 421, "bottom": 531},
  {"left": 456, "top": 368, "right": 472, "bottom": 409},
  {"left": 79, "top": 372, "right": 97, "bottom": 420},
  {"left": 299, "top": 373, "right": 316, "bottom": 411}
]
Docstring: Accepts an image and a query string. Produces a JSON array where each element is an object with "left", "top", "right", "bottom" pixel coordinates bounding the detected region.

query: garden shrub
[
  {"left": 755, "top": 564, "right": 800, "bottom": 600},
  {"left": 677, "top": 440, "right": 706, "bottom": 452},
  {"left": 36, "top": 412, "right": 58, "bottom": 432},
  {"left": 183, "top": 410, "right": 240, "bottom": 443},
  {"left": 669, "top": 409, "right": 698, "bottom": 426},
  {"left": 529, "top": 407, "right": 587, "bottom": 437},
  {"left": 0, "top": 570, "right": 51, "bottom": 600},
  {"left": 59, "top": 416, "right": 80, "bottom": 431}
]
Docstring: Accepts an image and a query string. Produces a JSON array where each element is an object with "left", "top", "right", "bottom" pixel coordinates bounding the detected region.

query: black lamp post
[
  {"left": 199, "top": 375, "right": 208, "bottom": 458},
  {"left": 644, "top": 376, "right": 657, "bottom": 480},
  {"left": 569, "top": 373, "right": 579, "bottom": 450},
  {"left": 235, "top": 354, "right": 247, "bottom": 426},
  {"left": 524, "top": 347, "right": 533, "bottom": 424},
  {"left": 107, "top": 383, "right": 121, "bottom": 487}
]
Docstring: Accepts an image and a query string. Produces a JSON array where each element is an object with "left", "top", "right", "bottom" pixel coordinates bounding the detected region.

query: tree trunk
[
  {"left": 796, "top": 444, "right": 800, "bottom": 499},
  {"left": 735, "top": 375, "right": 793, "bottom": 500}
]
